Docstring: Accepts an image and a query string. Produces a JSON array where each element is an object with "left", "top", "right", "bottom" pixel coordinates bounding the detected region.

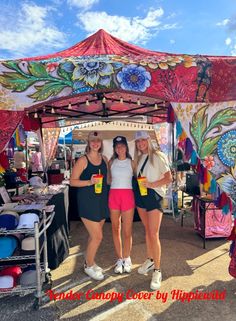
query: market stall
[{"left": 0, "top": 29, "right": 235, "bottom": 246}]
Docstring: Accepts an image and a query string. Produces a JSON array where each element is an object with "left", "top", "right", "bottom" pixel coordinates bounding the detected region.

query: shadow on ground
[{"left": 0, "top": 214, "right": 233, "bottom": 321}]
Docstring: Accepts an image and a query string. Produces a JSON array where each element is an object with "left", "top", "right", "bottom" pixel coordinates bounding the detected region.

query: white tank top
[{"left": 110, "top": 158, "right": 133, "bottom": 189}]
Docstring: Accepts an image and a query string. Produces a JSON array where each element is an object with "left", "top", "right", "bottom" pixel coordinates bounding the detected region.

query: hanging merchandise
[
  {"left": 229, "top": 241, "right": 236, "bottom": 278},
  {"left": 14, "top": 127, "right": 21, "bottom": 148},
  {"left": 190, "top": 150, "right": 198, "bottom": 165},
  {"left": 176, "top": 120, "right": 183, "bottom": 139},
  {"left": 185, "top": 138, "right": 193, "bottom": 161}
]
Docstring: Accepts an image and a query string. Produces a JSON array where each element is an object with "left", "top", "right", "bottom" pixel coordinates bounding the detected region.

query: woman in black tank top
[{"left": 70, "top": 131, "right": 109, "bottom": 281}]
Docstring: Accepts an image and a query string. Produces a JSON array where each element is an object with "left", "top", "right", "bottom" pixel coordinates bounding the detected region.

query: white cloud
[
  {"left": 225, "top": 38, "right": 236, "bottom": 55},
  {"left": 67, "top": 0, "right": 99, "bottom": 10},
  {"left": 231, "top": 44, "right": 236, "bottom": 55},
  {"left": 216, "top": 18, "right": 230, "bottom": 26},
  {"left": 225, "top": 37, "right": 231, "bottom": 45},
  {"left": 216, "top": 17, "right": 236, "bottom": 55},
  {"left": 0, "top": 2, "right": 66, "bottom": 59},
  {"left": 77, "top": 8, "right": 177, "bottom": 45}
]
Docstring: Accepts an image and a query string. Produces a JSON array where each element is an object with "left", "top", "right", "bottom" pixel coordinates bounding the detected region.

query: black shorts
[{"left": 135, "top": 188, "right": 163, "bottom": 212}]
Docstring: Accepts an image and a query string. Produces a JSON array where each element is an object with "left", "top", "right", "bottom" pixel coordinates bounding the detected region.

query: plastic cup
[
  {"left": 94, "top": 174, "right": 103, "bottom": 194},
  {"left": 137, "top": 177, "right": 147, "bottom": 196}
]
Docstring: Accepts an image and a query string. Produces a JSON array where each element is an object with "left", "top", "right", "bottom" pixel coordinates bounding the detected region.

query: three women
[{"left": 70, "top": 130, "right": 171, "bottom": 290}]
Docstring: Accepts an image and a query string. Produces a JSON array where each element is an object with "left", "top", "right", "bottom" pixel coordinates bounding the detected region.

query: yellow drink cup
[
  {"left": 94, "top": 174, "right": 103, "bottom": 194},
  {"left": 137, "top": 177, "right": 147, "bottom": 196}
]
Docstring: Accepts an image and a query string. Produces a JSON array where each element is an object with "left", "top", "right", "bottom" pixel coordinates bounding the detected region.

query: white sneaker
[
  {"left": 84, "top": 265, "right": 104, "bottom": 281},
  {"left": 150, "top": 270, "right": 162, "bottom": 290},
  {"left": 138, "top": 258, "right": 154, "bottom": 274},
  {"left": 114, "top": 258, "right": 124, "bottom": 274},
  {"left": 84, "top": 262, "right": 103, "bottom": 273},
  {"left": 94, "top": 264, "right": 103, "bottom": 273},
  {"left": 123, "top": 257, "right": 132, "bottom": 273}
]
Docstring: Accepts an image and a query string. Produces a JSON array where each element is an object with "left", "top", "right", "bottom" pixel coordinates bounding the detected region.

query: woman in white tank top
[{"left": 108, "top": 136, "right": 135, "bottom": 274}]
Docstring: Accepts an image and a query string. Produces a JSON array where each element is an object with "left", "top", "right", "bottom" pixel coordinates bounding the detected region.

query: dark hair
[{"left": 110, "top": 144, "right": 132, "bottom": 163}]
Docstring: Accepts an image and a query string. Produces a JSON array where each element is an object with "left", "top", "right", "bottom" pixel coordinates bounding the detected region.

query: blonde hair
[{"left": 134, "top": 137, "right": 161, "bottom": 174}]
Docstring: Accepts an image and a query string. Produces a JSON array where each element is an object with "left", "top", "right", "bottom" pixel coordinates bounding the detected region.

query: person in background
[
  {"left": 108, "top": 136, "right": 135, "bottom": 274},
  {"left": 13, "top": 146, "right": 26, "bottom": 170},
  {"left": 13, "top": 146, "right": 27, "bottom": 183},
  {"left": 70, "top": 131, "right": 109, "bottom": 281},
  {"left": 134, "top": 131, "right": 172, "bottom": 290},
  {"left": 31, "top": 146, "right": 43, "bottom": 173}
]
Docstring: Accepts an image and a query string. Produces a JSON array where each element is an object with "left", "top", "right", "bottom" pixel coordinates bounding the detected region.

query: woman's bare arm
[{"left": 70, "top": 156, "right": 92, "bottom": 187}]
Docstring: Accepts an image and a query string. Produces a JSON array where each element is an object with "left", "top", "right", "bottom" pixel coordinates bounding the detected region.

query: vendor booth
[{"left": 0, "top": 29, "right": 235, "bottom": 301}]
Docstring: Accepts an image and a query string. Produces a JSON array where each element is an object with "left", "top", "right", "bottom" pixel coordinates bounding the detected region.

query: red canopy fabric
[
  {"left": 0, "top": 111, "right": 25, "bottom": 153},
  {"left": 24, "top": 29, "right": 164, "bottom": 61},
  {"left": 0, "top": 29, "right": 236, "bottom": 127}
]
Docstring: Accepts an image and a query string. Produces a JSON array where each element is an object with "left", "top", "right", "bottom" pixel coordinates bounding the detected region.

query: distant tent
[{"left": 58, "top": 130, "right": 81, "bottom": 145}]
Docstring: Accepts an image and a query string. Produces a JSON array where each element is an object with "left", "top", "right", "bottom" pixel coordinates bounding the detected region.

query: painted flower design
[
  {"left": 61, "top": 62, "right": 75, "bottom": 73},
  {"left": 72, "top": 61, "right": 114, "bottom": 87},
  {"left": 217, "top": 164, "right": 236, "bottom": 205},
  {"left": 175, "top": 103, "right": 184, "bottom": 120},
  {"left": 203, "top": 155, "right": 215, "bottom": 170},
  {"left": 46, "top": 62, "right": 59, "bottom": 72},
  {"left": 112, "top": 55, "right": 197, "bottom": 70},
  {"left": 217, "top": 130, "right": 236, "bottom": 167},
  {"left": 117, "top": 64, "right": 151, "bottom": 92}
]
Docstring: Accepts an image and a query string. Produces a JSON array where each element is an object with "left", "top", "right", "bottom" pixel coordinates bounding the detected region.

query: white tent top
[{"left": 71, "top": 121, "right": 156, "bottom": 141}]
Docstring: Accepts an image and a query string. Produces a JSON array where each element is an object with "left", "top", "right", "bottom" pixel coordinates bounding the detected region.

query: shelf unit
[{"left": 0, "top": 209, "right": 55, "bottom": 309}]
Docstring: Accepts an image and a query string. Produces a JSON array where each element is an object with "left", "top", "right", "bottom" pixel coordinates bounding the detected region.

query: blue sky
[{"left": 0, "top": 0, "right": 235, "bottom": 60}]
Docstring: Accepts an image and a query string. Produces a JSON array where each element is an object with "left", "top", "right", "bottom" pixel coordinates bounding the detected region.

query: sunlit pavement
[{"left": 0, "top": 214, "right": 235, "bottom": 321}]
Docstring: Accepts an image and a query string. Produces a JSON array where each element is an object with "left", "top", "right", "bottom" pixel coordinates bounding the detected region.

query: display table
[
  {"left": 192, "top": 196, "right": 232, "bottom": 249},
  {"left": 0, "top": 185, "right": 69, "bottom": 270},
  {"left": 46, "top": 186, "right": 69, "bottom": 269}
]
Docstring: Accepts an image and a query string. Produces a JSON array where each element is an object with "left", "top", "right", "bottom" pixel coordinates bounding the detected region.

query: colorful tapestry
[
  {"left": 0, "top": 111, "right": 25, "bottom": 153},
  {"left": 0, "top": 30, "right": 236, "bottom": 116},
  {"left": 42, "top": 128, "right": 61, "bottom": 165},
  {"left": 154, "top": 123, "right": 170, "bottom": 155},
  {"left": 172, "top": 101, "right": 236, "bottom": 208}
]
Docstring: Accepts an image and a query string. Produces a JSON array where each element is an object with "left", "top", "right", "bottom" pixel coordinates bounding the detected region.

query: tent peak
[{"left": 24, "top": 28, "right": 161, "bottom": 61}]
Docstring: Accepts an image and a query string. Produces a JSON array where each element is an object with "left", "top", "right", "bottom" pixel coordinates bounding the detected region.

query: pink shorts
[{"left": 108, "top": 189, "right": 135, "bottom": 212}]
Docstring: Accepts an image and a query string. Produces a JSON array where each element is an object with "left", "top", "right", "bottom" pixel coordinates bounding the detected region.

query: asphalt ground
[{"left": 0, "top": 214, "right": 235, "bottom": 321}]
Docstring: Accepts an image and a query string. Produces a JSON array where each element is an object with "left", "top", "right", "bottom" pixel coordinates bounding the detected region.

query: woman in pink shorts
[{"left": 108, "top": 136, "right": 135, "bottom": 274}]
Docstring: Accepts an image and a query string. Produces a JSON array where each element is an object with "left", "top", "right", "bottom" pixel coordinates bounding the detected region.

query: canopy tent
[
  {"left": 1, "top": 29, "right": 236, "bottom": 127},
  {"left": 0, "top": 29, "right": 235, "bottom": 206},
  {"left": 58, "top": 131, "right": 81, "bottom": 145}
]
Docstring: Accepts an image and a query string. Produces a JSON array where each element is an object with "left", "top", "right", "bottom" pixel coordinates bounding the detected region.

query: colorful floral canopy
[
  {"left": 0, "top": 29, "right": 236, "bottom": 122},
  {"left": 0, "top": 29, "right": 235, "bottom": 205}
]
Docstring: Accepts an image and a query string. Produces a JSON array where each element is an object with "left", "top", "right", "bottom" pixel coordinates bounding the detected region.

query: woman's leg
[
  {"left": 110, "top": 210, "right": 122, "bottom": 258},
  {"left": 146, "top": 209, "right": 163, "bottom": 269},
  {"left": 121, "top": 209, "right": 134, "bottom": 258},
  {"left": 137, "top": 206, "right": 153, "bottom": 259},
  {"left": 81, "top": 218, "right": 104, "bottom": 267}
]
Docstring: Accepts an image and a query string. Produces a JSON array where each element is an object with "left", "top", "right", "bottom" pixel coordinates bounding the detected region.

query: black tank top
[
  {"left": 80, "top": 154, "right": 107, "bottom": 182},
  {"left": 76, "top": 154, "right": 109, "bottom": 222}
]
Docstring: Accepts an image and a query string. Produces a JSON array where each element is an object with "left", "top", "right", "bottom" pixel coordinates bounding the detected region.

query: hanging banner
[{"left": 42, "top": 128, "right": 61, "bottom": 165}]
